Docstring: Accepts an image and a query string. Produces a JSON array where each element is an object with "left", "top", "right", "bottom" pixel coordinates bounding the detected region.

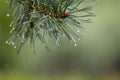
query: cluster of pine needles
[{"left": 6, "top": 0, "right": 95, "bottom": 53}]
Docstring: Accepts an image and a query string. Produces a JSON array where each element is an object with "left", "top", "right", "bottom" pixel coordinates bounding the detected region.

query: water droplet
[
  {"left": 62, "top": 33, "right": 65, "bottom": 37},
  {"left": 6, "top": 0, "right": 9, "bottom": 3},
  {"left": 21, "top": 40, "right": 24, "bottom": 43},
  {"left": 10, "top": 24, "right": 12, "bottom": 27},
  {"left": 21, "top": 39, "right": 25, "bottom": 43},
  {"left": 6, "top": 13, "right": 10, "bottom": 17},
  {"left": 67, "top": 6, "right": 72, "bottom": 9},
  {"left": 77, "top": 29, "right": 80, "bottom": 33},
  {"left": 12, "top": 28, "right": 15, "bottom": 30},
  {"left": 5, "top": 41, "right": 8, "bottom": 44},
  {"left": 78, "top": 38, "right": 81, "bottom": 40},
  {"left": 10, "top": 30, "right": 13, "bottom": 33},
  {"left": 57, "top": 42, "right": 60, "bottom": 46},
  {"left": 74, "top": 43, "right": 77, "bottom": 46},
  {"left": 12, "top": 42, "right": 15, "bottom": 45},
  {"left": 8, "top": 42, "right": 11, "bottom": 45},
  {"left": 84, "top": 29, "right": 88, "bottom": 32},
  {"left": 22, "top": 34, "right": 24, "bottom": 38},
  {"left": 17, "top": 34, "right": 20, "bottom": 36},
  {"left": 14, "top": 46, "right": 17, "bottom": 48}
]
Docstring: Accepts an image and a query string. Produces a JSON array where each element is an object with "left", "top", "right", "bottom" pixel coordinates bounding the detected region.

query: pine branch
[{"left": 6, "top": 0, "right": 95, "bottom": 53}]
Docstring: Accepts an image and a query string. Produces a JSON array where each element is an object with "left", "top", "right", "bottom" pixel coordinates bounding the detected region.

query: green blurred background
[{"left": 0, "top": 0, "right": 120, "bottom": 80}]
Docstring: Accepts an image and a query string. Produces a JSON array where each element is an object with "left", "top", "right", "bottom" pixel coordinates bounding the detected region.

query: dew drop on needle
[{"left": 6, "top": 13, "right": 10, "bottom": 17}]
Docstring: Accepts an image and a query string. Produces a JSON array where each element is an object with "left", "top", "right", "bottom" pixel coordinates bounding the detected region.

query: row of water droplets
[
  {"left": 6, "top": 0, "right": 16, "bottom": 48},
  {"left": 6, "top": 0, "right": 10, "bottom": 17},
  {"left": 5, "top": 21, "right": 83, "bottom": 48},
  {"left": 5, "top": 40, "right": 17, "bottom": 48},
  {"left": 5, "top": 33, "right": 26, "bottom": 49},
  {"left": 5, "top": 0, "right": 18, "bottom": 49},
  {"left": 75, "top": 27, "right": 88, "bottom": 46},
  {"left": 60, "top": 27, "right": 88, "bottom": 47}
]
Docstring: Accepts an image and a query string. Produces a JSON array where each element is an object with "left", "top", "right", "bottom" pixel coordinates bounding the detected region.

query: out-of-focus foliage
[{"left": 0, "top": 0, "right": 120, "bottom": 80}]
